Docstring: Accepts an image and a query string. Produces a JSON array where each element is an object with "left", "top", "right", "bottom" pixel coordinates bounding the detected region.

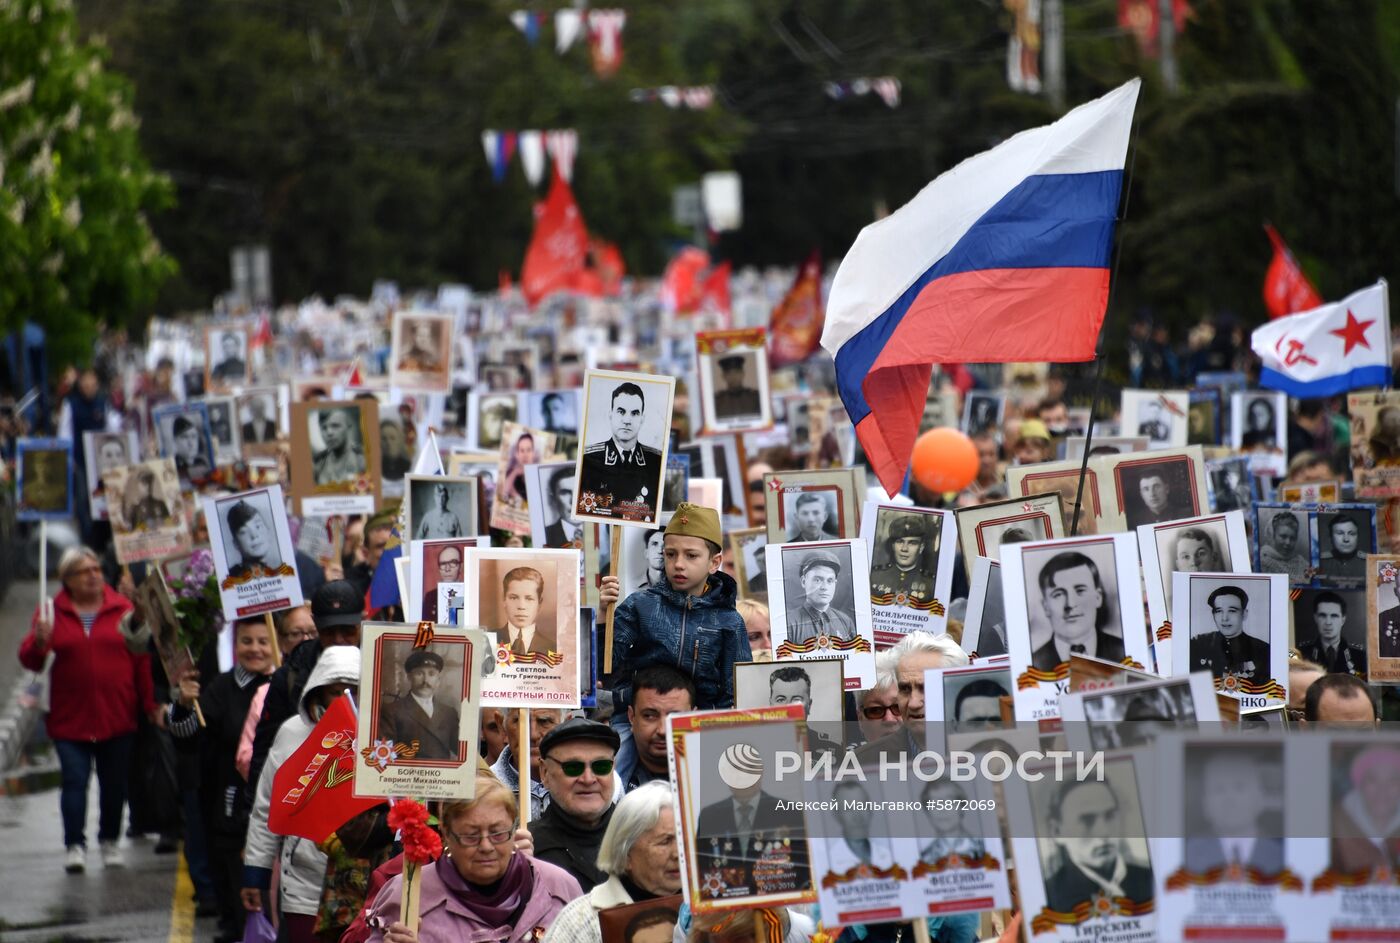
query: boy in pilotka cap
[{"left": 599, "top": 502, "right": 751, "bottom": 711}]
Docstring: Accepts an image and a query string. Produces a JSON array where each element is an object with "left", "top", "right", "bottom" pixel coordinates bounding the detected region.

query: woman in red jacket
[{"left": 17, "top": 546, "right": 160, "bottom": 874}]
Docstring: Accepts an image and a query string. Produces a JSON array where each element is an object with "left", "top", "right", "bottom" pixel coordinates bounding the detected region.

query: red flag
[
  {"left": 699, "top": 261, "right": 732, "bottom": 319},
  {"left": 1118, "top": 0, "right": 1191, "bottom": 57},
  {"left": 769, "top": 251, "right": 825, "bottom": 367},
  {"left": 521, "top": 171, "right": 590, "bottom": 307},
  {"left": 1263, "top": 223, "right": 1322, "bottom": 319},
  {"left": 592, "top": 239, "right": 626, "bottom": 296},
  {"left": 268, "top": 695, "right": 379, "bottom": 842},
  {"left": 661, "top": 247, "right": 711, "bottom": 314}
]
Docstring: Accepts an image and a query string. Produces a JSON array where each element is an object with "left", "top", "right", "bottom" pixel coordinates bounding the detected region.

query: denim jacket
[{"left": 610, "top": 571, "right": 750, "bottom": 709}]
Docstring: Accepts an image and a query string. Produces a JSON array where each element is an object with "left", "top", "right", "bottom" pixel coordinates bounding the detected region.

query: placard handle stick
[
  {"left": 518, "top": 708, "right": 531, "bottom": 826},
  {"left": 603, "top": 527, "right": 622, "bottom": 674},
  {"left": 38, "top": 519, "right": 47, "bottom": 610},
  {"left": 912, "top": 919, "right": 932, "bottom": 943},
  {"left": 265, "top": 612, "right": 282, "bottom": 669}
]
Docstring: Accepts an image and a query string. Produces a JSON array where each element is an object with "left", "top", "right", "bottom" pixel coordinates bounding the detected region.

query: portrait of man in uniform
[
  {"left": 1136, "top": 397, "right": 1171, "bottom": 444},
  {"left": 869, "top": 512, "right": 938, "bottom": 607},
  {"left": 1028, "top": 550, "right": 1126, "bottom": 671},
  {"left": 240, "top": 392, "right": 279, "bottom": 444},
  {"left": 311, "top": 407, "right": 367, "bottom": 486},
  {"left": 577, "top": 377, "right": 670, "bottom": 523},
  {"left": 1296, "top": 590, "right": 1367, "bottom": 678},
  {"left": 221, "top": 497, "right": 286, "bottom": 579},
  {"left": 1184, "top": 745, "right": 1284, "bottom": 879},
  {"left": 784, "top": 550, "right": 856, "bottom": 644},
  {"left": 377, "top": 646, "right": 462, "bottom": 761},
  {"left": 1379, "top": 572, "right": 1400, "bottom": 659},
  {"left": 1188, "top": 584, "right": 1271, "bottom": 685},
  {"left": 208, "top": 329, "right": 248, "bottom": 387},
  {"left": 712, "top": 354, "right": 762, "bottom": 420},
  {"left": 918, "top": 780, "right": 986, "bottom": 865},
  {"left": 1317, "top": 510, "right": 1370, "bottom": 583},
  {"left": 396, "top": 317, "right": 444, "bottom": 372},
  {"left": 693, "top": 748, "right": 807, "bottom": 896}
]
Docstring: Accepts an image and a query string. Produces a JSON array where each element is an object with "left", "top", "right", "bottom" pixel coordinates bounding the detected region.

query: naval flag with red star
[{"left": 1251, "top": 280, "right": 1390, "bottom": 397}]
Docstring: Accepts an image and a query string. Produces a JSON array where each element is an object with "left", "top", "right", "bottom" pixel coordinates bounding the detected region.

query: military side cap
[
  {"left": 799, "top": 551, "right": 841, "bottom": 578},
  {"left": 665, "top": 502, "right": 722, "bottom": 549},
  {"left": 718, "top": 355, "right": 746, "bottom": 371},
  {"left": 887, "top": 516, "right": 928, "bottom": 541},
  {"left": 405, "top": 649, "right": 445, "bottom": 673},
  {"left": 539, "top": 716, "right": 621, "bottom": 757}
]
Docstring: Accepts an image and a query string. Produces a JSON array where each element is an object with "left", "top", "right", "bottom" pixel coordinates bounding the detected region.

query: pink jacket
[{"left": 364, "top": 856, "right": 581, "bottom": 943}]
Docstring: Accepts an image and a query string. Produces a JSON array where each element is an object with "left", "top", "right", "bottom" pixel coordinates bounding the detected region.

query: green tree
[{"left": 0, "top": 0, "right": 175, "bottom": 364}]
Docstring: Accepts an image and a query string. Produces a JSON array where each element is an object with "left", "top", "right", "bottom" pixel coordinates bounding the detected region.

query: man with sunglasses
[{"left": 528, "top": 717, "right": 621, "bottom": 892}]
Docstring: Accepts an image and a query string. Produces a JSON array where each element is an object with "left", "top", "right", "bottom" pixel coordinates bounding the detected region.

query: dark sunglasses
[
  {"left": 861, "top": 703, "right": 902, "bottom": 721},
  {"left": 544, "top": 756, "right": 614, "bottom": 778}
]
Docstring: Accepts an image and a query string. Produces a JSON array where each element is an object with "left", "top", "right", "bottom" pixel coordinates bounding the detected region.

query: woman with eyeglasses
[
  {"left": 365, "top": 775, "right": 581, "bottom": 943},
  {"left": 18, "top": 546, "right": 160, "bottom": 874}
]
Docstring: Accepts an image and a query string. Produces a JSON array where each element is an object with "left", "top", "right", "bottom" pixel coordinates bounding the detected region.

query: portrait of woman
[{"left": 501, "top": 431, "right": 536, "bottom": 507}]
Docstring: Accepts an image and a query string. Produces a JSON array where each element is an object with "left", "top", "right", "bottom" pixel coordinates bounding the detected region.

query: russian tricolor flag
[{"left": 821, "top": 80, "right": 1140, "bottom": 496}]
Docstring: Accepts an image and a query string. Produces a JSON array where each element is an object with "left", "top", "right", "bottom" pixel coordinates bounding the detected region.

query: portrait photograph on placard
[
  {"left": 668, "top": 706, "right": 814, "bottom": 914},
  {"left": 615, "top": 513, "right": 674, "bottom": 601},
  {"left": 960, "top": 557, "right": 1007, "bottom": 659},
  {"left": 1187, "top": 388, "right": 1223, "bottom": 446},
  {"left": 733, "top": 658, "right": 844, "bottom": 721},
  {"left": 696, "top": 328, "right": 772, "bottom": 434},
  {"left": 377, "top": 411, "right": 413, "bottom": 496},
  {"left": 355, "top": 622, "right": 487, "bottom": 800},
  {"left": 82, "top": 430, "right": 137, "bottom": 520},
  {"left": 104, "top": 458, "right": 191, "bottom": 564},
  {"left": 859, "top": 502, "right": 955, "bottom": 643},
  {"left": 464, "top": 547, "right": 581, "bottom": 709},
  {"left": 16, "top": 438, "right": 72, "bottom": 521},
  {"left": 930, "top": 662, "right": 1012, "bottom": 736},
  {"left": 1348, "top": 390, "right": 1400, "bottom": 497},
  {"left": 1231, "top": 390, "right": 1288, "bottom": 478},
  {"left": 405, "top": 536, "right": 490, "bottom": 623},
  {"left": 1291, "top": 587, "right": 1368, "bottom": 679},
  {"left": 288, "top": 399, "right": 381, "bottom": 516},
  {"left": 1007, "top": 460, "right": 1102, "bottom": 535},
  {"left": 1205, "top": 456, "right": 1256, "bottom": 513},
  {"left": 1122, "top": 388, "right": 1189, "bottom": 448},
  {"left": 955, "top": 491, "right": 1065, "bottom": 579},
  {"left": 406, "top": 474, "right": 478, "bottom": 540},
  {"left": 524, "top": 389, "right": 579, "bottom": 439},
  {"left": 574, "top": 369, "right": 676, "bottom": 526},
  {"left": 962, "top": 391, "right": 1005, "bottom": 438},
  {"left": 1059, "top": 673, "right": 1219, "bottom": 753},
  {"left": 728, "top": 527, "right": 769, "bottom": 603},
  {"left": 1252, "top": 503, "right": 1312, "bottom": 584},
  {"left": 237, "top": 387, "right": 284, "bottom": 454},
  {"left": 1311, "top": 504, "right": 1376, "bottom": 588},
  {"left": 762, "top": 468, "right": 861, "bottom": 545},
  {"left": 137, "top": 568, "right": 195, "bottom": 698},
  {"left": 1061, "top": 435, "right": 1149, "bottom": 461},
  {"left": 1094, "top": 447, "right": 1208, "bottom": 531},
  {"left": 906, "top": 774, "right": 1012, "bottom": 916},
  {"left": 389, "top": 310, "right": 453, "bottom": 392},
  {"left": 526, "top": 461, "right": 584, "bottom": 550},
  {"left": 154, "top": 401, "right": 216, "bottom": 488},
  {"left": 597, "top": 897, "right": 683, "bottom": 943},
  {"left": 468, "top": 391, "right": 520, "bottom": 452},
  {"left": 1366, "top": 555, "right": 1400, "bottom": 683},
  {"left": 201, "top": 396, "right": 242, "bottom": 466},
  {"left": 1001, "top": 533, "right": 1150, "bottom": 722},
  {"left": 804, "top": 774, "right": 911, "bottom": 926},
  {"left": 1173, "top": 571, "right": 1288, "bottom": 707},
  {"left": 491, "top": 422, "right": 556, "bottom": 534},
  {"left": 765, "top": 539, "right": 875, "bottom": 689},
  {"left": 205, "top": 325, "right": 250, "bottom": 392},
  {"left": 661, "top": 453, "right": 689, "bottom": 514},
  {"left": 205, "top": 485, "right": 303, "bottom": 622}
]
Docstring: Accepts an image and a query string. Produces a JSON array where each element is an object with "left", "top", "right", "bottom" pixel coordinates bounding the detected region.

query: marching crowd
[{"left": 10, "top": 298, "right": 1396, "bottom": 943}]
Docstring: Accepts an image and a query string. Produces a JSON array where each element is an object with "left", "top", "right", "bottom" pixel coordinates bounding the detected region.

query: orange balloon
[{"left": 910, "top": 427, "right": 980, "bottom": 494}]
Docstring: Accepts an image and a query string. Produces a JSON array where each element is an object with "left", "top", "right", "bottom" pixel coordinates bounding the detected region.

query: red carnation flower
[{"left": 388, "top": 798, "right": 430, "bottom": 832}]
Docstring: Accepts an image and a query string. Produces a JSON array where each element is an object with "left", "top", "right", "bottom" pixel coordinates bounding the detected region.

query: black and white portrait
[
  {"left": 784, "top": 490, "right": 840, "bottom": 542},
  {"left": 1292, "top": 588, "right": 1367, "bottom": 678},
  {"left": 963, "top": 558, "right": 1007, "bottom": 658},
  {"left": 117, "top": 462, "right": 177, "bottom": 531},
  {"left": 203, "top": 396, "right": 241, "bottom": 465},
  {"left": 916, "top": 780, "right": 988, "bottom": 867},
  {"left": 1114, "top": 457, "right": 1199, "bottom": 529},
  {"left": 1254, "top": 505, "right": 1311, "bottom": 584},
  {"left": 575, "top": 370, "right": 675, "bottom": 525},
  {"left": 204, "top": 484, "right": 303, "bottom": 621},
  {"left": 1314, "top": 507, "right": 1374, "bottom": 585},
  {"left": 154, "top": 402, "right": 215, "bottom": 487},
  {"left": 710, "top": 351, "right": 763, "bottom": 421},
  {"left": 956, "top": 493, "right": 1064, "bottom": 574},
  {"left": 963, "top": 392, "right": 1004, "bottom": 438},
  {"left": 308, "top": 406, "right": 368, "bottom": 486},
  {"left": 206, "top": 327, "right": 249, "bottom": 389},
  {"left": 1207, "top": 457, "right": 1254, "bottom": 513},
  {"left": 374, "top": 640, "right": 465, "bottom": 761},
  {"left": 1019, "top": 541, "right": 1129, "bottom": 671},
  {"left": 617, "top": 519, "right": 671, "bottom": 600},
  {"left": 1122, "top": 390, "right": 1188, "bottom": 448},
  {"left": 1187, "top": 390, "right": 1222, "bottom": 447},
  {"left": 944, "top": 667, "right": 1011, "bottom": 734},
  {"left": 216, "top": 490, "right": 287, "bottom": 579},
  {"left": 408, "top": 475, "right": 478, "bottom": 540},
  {"left": 661, "top": 454, "right": 689, "bottom": 514},
  {"left": 526, "top": 390, "right": 579, "bottom": 438},
  {"left": 527, "top": 462, "right": 583, "bottom": 549},
  {"left": 1182, "top": 575, "right": 1275, "bottom": 688},
  {"left": 729, "top": 528, "right": 768, "bottom": 601},
  {"left": 1183, "top": 743, "right": 1284, "bottom": 878},
  {"left": 1236, "top": 393, "right": 1285, "bottom": 450},
  {"left": 379, "top": 413, "right": 413, "bottom": 486},
  {"left": 83, "top": 430, "right": 135, "bottom": 518},
  {"left": 1080, "top": 677, "right": 1198, "bottom": 751},
  {"left": 237, "top": 390, "right": 281, "bottom": 445},
  {"left": 733, "top": 659, "right": 844, "bottom": 722},
  {"left": 473, "top": 392, "right": 519, "bottom": 451},
  {"left": 779, "top": 544, "right": 858, "bottom": 644}
]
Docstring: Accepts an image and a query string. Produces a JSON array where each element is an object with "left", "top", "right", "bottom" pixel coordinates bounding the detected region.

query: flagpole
[{"left": 1070, "top": 122, "right": 1140, "bottom": 536}]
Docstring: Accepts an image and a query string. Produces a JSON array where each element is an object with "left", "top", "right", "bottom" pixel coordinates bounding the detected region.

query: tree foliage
[{"left": 1, "top": 0, "right": 175, "bottom": 364}]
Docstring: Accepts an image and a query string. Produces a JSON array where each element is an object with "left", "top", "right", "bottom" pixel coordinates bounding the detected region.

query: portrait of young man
[
  {"left": 1295, "top": 590, "right": 1367, "bottom": 678},
  {"left": 311, "top": 406, "right": 367, "bottom": 486},
  {"left": 869, "top": 512, "right": 938, "bottom": 604},
  {"left": 209, "top": 329, "right": 248, "bottom": 386},
  {"left": 490, "top": 565, "right": 556, "bottom": 655},
  {"left": 712, "top": 353, "right": 762, "bottom": 420},
  {"left": 1188, "top": 583, "right": 1271, "bottom": 685},
  {"left": 1317, "top": 510, "right": 1369, "bottom": 583},
  {"left": 1183, "top": 745, "right": 1284, "bottom": 879},
  {"left": 1028, "top": 549, "right": 1126, "bottom": 671},
  {"left": 785, "top": 491, "right": 839, "bottom": 542}
]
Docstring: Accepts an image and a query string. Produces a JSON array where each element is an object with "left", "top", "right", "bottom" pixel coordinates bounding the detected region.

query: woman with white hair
[
  {"left": 17, "top": 546, "right": 159, "bottom": 873},
  {"left": 542, "top": 781, "right": 681, "bottom": 943}
]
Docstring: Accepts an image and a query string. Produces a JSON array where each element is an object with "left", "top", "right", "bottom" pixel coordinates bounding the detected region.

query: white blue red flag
[
  {"left": 820, "top": 80, "right": 1140, "bottom": 496},
  {"left": 1251, "top": 280, "right": 1391, "bottom": 398}
]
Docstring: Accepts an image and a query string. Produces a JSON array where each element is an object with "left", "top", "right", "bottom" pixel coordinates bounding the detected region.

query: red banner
[
  {"left": 769, "top": 251, "right": 825, "bottom": 367},
  {"left": 268, "top": 694, "right": 379, "bottom": 842},
  {"left": 1263, "top": 223, "right": 1322, "bottom": 319},
  {"left": 521, "top": 171, "right": 590, "bottom": 307}
]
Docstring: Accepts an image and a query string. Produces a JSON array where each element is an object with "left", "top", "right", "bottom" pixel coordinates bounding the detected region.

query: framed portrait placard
[
  {"left": 404, "top": 536, "right": 491, "bottom": 623},
  {"left": 1366, "top": 554, "right": 1400, "bottom": 683},
  {"left": 1278, "top": 480, "right": 1341, "bottom": 504},
  {"left": 1061, "top": 435, "right": 1149, "bottom": 462},
  {"left": 354, "top": 621, "right": 486, "bottom": 801},
  {"left": 153, "top": 402, "right": 216, "bottom": 489},
  {"left": 1231, "top": 390, "right": 1288, "bottom": 479},
  {"left": 526, "top": 461, "right": 583, "bottom": 550},
  {"left": 16, "top": 437, "right": 71, "bottom": 522},
  {"left": 615, "top": 512, "right": 674, "bottom": 601},
  {"left": 1007, "top": 460, "right": 1102, "bottom": 535},
  {"left": 1347, "top": 390, "right": 1400, "bottom": 497},
  {"left": 204, "top": 485, "right": 304, "bottom": 621},
  {"left": 1092, "top": 445, "right": 1209, "bottom": 534},
  {"left": 696, "top": 328, "right": 772, "bottom": 435},
  {"left": 1308, "top": 503, "right": 1377, "bottom": 589},
  {"left": 858, "top": 501, "right": 956, "bottom": 645},
  {"left": 1291, "top": 587, "right": 1368, "bottom": 681},
  {"left": 1137, "top": 510, "right": 1250, "bottom": 676},
  {"left": 954, "top": 492, "right": 1065, "bottom": 580},
  {"left": 1001, "top": 532, "right": 1151, "bottom": 722},
  {"left": 733, "top": 658, "right": 845, "bottom": 721},
  {"left": 923, "top": 661, "right": 1013, "bottom": 756},
  {"left": 389, "top": 310, "right": 453, "bottom": 393},
  {"left": 962, "top": 391, "right": 1005, "bottom": 439},
  {"left": 1058, "top": 672, "right": 1220, "bottom": 755},
  {"left": 1205, "top": 456, "right": 1256, "bottom": 513},
  {"left": 572, "top": 369, "right": 676, "bottom": 526},
  {"left": 467, "top": 390, "right": 521, "bottom": 452},
  {"left": 491, "top": 422, "right": 557, "bottom": 535},
  {"left": 1187, "top": 388, "right": 1223, "bottom": 446},
  {"left": 237, "top": 387, "right": 286, "bottom": 457},
  {"left": 205, "top": 324, "right": 250, "bottom": 393},
  {"left": 104, "top": 458, "right": 192, "bottom": 564},
  {"left": 201, "top": 395, "right": 242, "bottom": 466},
  {"left": 1251, "top": 503, "right": 1313, "bottom": 585},
  {"left": 1172, "top": 571, "right": 1289, "bottom": 708},
  {"left": 522, "top": 389, "right": 580, "bottom": 454},
  {"left": 83, "top": 430, "right": 139, "bottom": 520},
  {"left": 596, "top": 896, "right": 682, "bottom": 943},
  {"left": 666, "top": 705, "right": 816, "bottom": 914},
  {"left": 1121, "top": 388, "right": 1190, "bottom": 449},
  {"left": 765, "top": 538, "right": 875, "bottom": 689},
  {"left": 960, "top": 557, "right": 1007, "bottom": 659},
  {"left": 762, "top": 468, "right": 861, "bottom": 546},
  {"left": 406, "top": 474, "right": 478, "bottom": 541},
  {"left": 288, "top": 400, "right": 381, "bottom": 516},
  {"left": 728, "top": 527, "right": 769, "bottom": 604},
  {"left": 463, "top": 547, "right": 582, "bottom": 709}
]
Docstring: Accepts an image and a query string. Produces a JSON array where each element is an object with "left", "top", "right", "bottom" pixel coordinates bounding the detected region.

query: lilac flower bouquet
[{"left": 164, "top": 549, "right": 224, "bottom": 655}]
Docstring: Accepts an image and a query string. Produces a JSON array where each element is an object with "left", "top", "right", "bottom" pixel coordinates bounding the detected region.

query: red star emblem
[
  {"left": 768, "top": 478, "right": 783, "bottom": 491},
  {"left": 1330, "top": 309, "right": 1375, "bottom": 355}
]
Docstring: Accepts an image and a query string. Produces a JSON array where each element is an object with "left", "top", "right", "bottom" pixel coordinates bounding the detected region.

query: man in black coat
[
  {"left": 377, "top": 649, "right": 460, "bottom": 760},
  {"left": 1189, "top": 585, "right": 1271, "bottom": 686},
  {"left": 1043, "top": 779, "right": 1154, "bottom": 913},
  {"left": 528, "top": 718, "right": 620, "bottom": 892}
]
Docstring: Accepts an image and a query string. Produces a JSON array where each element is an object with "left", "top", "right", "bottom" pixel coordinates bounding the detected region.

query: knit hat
[{"left": 664, "top": 502, "right": 722, "bottom": 550}]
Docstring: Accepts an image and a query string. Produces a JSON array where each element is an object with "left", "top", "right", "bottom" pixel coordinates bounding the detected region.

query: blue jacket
[{"left": 611, "top": 571, "right": 750, "bottom": 709}]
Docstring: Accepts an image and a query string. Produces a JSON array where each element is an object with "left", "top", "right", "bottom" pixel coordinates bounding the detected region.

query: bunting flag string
[
  {"left": 587, "top": 9, "right": 626, "bottom": 78},
  {"left": 480, "top": 130, "right": 518, "bottom": 185},
  {"left": 481, "top": 128, "right": 578, "bottom": 185},
  {"left": 518, "top": 130, "right": 547, "bottom": 186},
  {"left": 544, "top": 129, "right": 578, "bottom": 184},
  {"left": 630, "top": 85, "right": 716, "bottom": 110},
  {"left": 824, "top": 76, "right": 902, "bottom": 108},
  {"left": 555, "top": 8, "right": 584, "bottom": 53},
  {"left": 509, "top": 10, "right": 546, "bottom": 45}
]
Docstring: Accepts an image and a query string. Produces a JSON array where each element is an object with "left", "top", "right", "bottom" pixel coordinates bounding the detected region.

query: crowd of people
[{"left": 9, "top": 289, "right": 1396, "bottom": 943}]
